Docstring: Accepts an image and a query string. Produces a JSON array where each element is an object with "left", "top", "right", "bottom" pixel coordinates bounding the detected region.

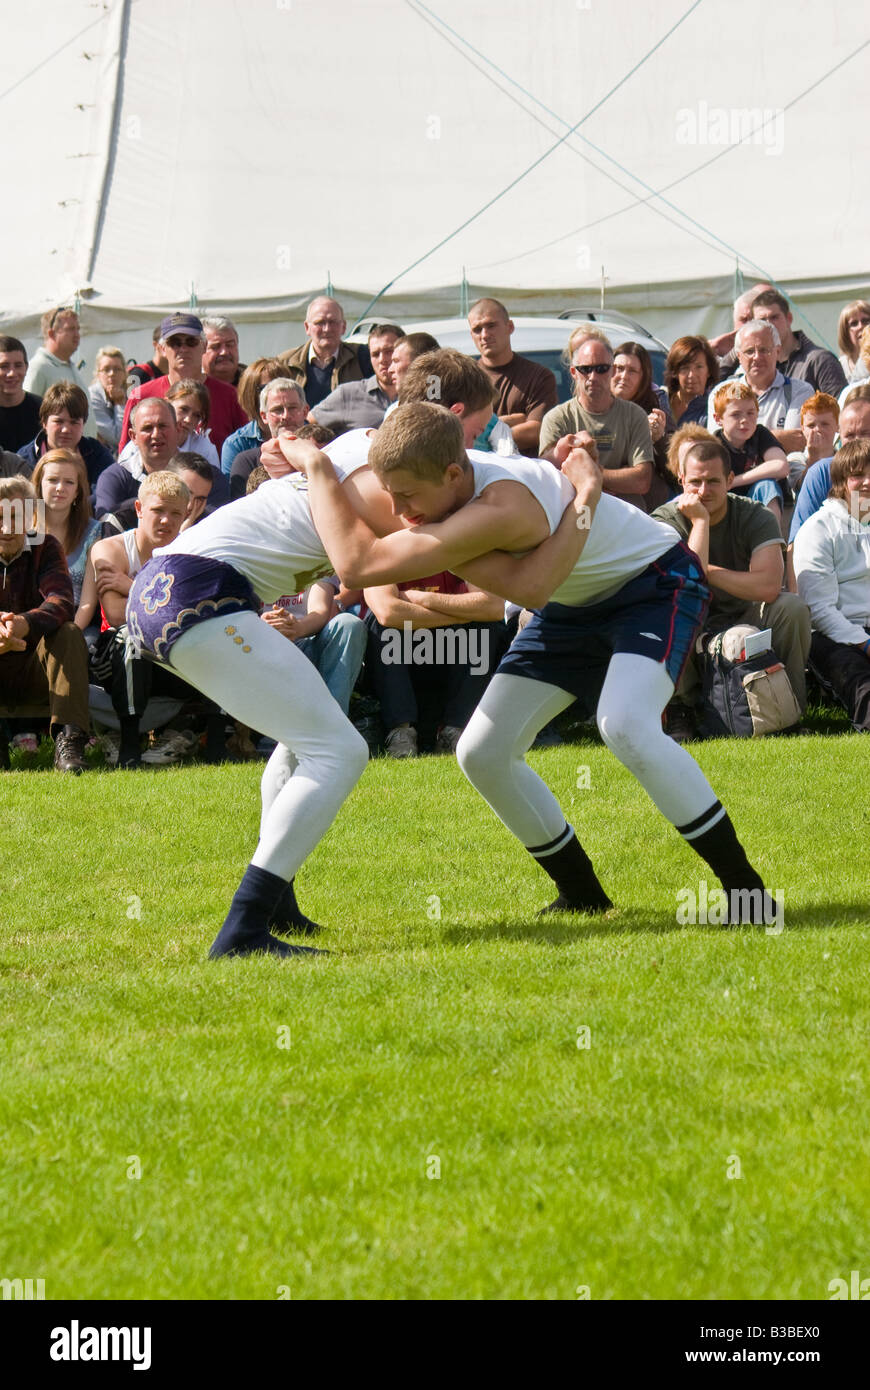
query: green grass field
[{"left": 1, "top": 730, "right": 868, "bottom": 1301}]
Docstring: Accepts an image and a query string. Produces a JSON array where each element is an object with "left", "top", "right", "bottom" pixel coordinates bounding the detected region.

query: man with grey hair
[
  {"left": 280, "top": 297, "right": 367, "bottom": 408},
  {"left": 230, "top": 378, "right": 308, "bottom": 499},
  {"left": 202, "top": 316, "right": 246, "bottom": 387},
  {"left": 23, "top": 307, "right": 97, "bottom": 437},
  {"left": 710, "top": 320, "right": 813, "bottom": 452},
  {"left": 711, "top": 282, "right": 775, "bottom": 371}
]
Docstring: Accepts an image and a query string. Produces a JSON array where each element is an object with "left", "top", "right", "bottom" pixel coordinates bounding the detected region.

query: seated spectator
[
  {"left": 652, "top": 438, "right": 811, "bottom": 739},
  {"left": 98, "top": 397, "right": 227, "bottom": 519},
  {"left": 611, "top": 340, "right": 677, "bottom": 510},
  {"left": 0, "top": 336, "right": 42, "bottom": 452},
  {"left": 17, "top": 382, "right": 114, "bottom": 494},
  {"left": 118, "top": 313, "right": 247, "bottom": 454},
  {"left": 101, "top": 452, "right": 215, "bottom": 536},
  {"left": 0, "top": 474, "right": 90, "bottom": 771},
  {"left": 311, "top": 324, "right": 403, "bottom": 437},
  {"left": 665, "top": 335, "right": 719, "bottom": 426},
  {"left": 165, "top": 379, "right": 220, "bottom": 471},
  {"left": 126, "top": 325, "right": 167, "bottom": 388},
  {"left": 231, "top": 379, "right": 310, "bottom": 499},
  {"left": 837, "top": 325, "right": 870, "bottom": 411},
  {"left": 280, "top": 296, "right": 367, "bottom": 408},
  {"left": 788, "top": 390, "right": 870, "bottom": 544},
  {"left": 220, "top": 356, "right": 285, "bottom": 476},
  {"left": 836, "top": 300, "right": 870, "bottom": 385},
  {"left": 362, "top": 571, "right": 506, "bottom": 756},
  {"left": 31, "top": 450, "right": 102, "bottom": 611},
  {"left": 467, "top": 298, "right": 558, "bottom": 455},
  {"left": 23, "top": 307, "right": 96, "bottom": 437},
  {"left": 793, "top": 440, "right": 870, "bottom": 731},
  {"left": 751, "top": 290, "right": 846, "bottom": 396},
  {"left": 709, "top": 380, "right": 788, "bottom": 522},
  {"left": 666, "top": 422, "right": 714, "bottom": 485},
  {"left": 202, "top": 316, "right": 245, "bottom": 387},
  {"left": 89, "top": 347, "right": 128, "bottom": 455},
  {"left": 540, "top": 326, "right": 653, "bottom": 505},
  {"left": 787, "top": 392, "right": 840, "bottom": 495},
  {"left": 80, "top": 471, "right": 216, "bottom": 768},
  {"left": 711, "top": 320, "right": 813, "bottom": 454}
]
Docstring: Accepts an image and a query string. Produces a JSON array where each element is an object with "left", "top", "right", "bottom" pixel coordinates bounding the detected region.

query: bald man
[{"left": 280, "top": 297, "right": 367, "bottom": 408}]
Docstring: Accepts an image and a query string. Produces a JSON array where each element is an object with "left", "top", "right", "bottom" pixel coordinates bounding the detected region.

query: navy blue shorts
[
  {"left": 497, "top": 541, "right": 709, "bottom": 712},
  {"left": 127, "top": 553, "right": 259, "bottom": 663}
]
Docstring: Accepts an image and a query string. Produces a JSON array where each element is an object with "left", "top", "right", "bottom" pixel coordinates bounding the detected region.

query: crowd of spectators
[{"left": 0, "top": 279, "right": 867, "bottom": 771}]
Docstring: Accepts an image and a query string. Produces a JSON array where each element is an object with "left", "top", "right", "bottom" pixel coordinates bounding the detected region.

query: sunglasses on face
[{"left": 572, "top": 363, "right": 611, "bottom": 376}]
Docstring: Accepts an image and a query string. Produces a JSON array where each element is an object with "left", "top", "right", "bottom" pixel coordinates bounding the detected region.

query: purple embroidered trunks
[{"left": 127, "top": 553, "right": 259, "bottom": 663}]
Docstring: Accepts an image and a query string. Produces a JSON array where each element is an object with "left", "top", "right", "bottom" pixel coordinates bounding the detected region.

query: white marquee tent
[{"left": 2, "top": 0, "right": 868, "bottom": 365}]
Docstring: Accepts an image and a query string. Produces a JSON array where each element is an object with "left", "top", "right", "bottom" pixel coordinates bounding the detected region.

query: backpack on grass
[{"left": 699, "top": 627, "right": 801, "bottom": 738}]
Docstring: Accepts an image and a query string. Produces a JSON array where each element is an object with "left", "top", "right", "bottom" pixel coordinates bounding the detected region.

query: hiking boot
[
  {"left": 385, "top": 724, "right": 417, "bottom": 758},
  {"left": 435, "top": 724, "right": 463, "bottom": 754},
  {"left": 54, "top": 725, "right": 87, "bottom": 774},
  {"left": 664, "top": 702, "right": 696, "bottom": 744}
]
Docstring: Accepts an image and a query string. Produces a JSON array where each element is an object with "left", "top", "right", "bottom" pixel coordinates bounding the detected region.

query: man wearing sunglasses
[
  {"left": 118, "top": 313, "right": 247, "bottom": 455},
  {"left": 23, "top": 308, "right": 97, "bottom": 438},
  {"left": 539, "top": 327, "right": 653, "bottom": 505}
]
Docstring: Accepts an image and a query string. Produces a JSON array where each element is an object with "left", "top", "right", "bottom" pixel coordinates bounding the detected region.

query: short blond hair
[
  {"left": 712, "top": 380, "right": 759, "bottom": 417},
  {"left": 667, "top": 423, "right": 713, "bottom": 479},
  {"left": 138, "top": 470, "right": 189, "bottom": 504},
  {"left": 368, "top": 402, "right": 467, "bottom": 483},
  {"left": 0, "top": 474, "right": 36, "bottom": 505}
]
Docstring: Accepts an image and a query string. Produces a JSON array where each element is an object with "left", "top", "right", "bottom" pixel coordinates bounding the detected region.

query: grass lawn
[{"left": 1, "top": 729, "right": 868, "bottom": 1301}]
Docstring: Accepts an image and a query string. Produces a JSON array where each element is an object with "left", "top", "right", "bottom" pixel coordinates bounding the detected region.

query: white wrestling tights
[
  {"left": 456, "top": 655, "right": 719, "bottom": 847},
  {"left": 169, "top": 611, "right": 368, "bottom": 879}
]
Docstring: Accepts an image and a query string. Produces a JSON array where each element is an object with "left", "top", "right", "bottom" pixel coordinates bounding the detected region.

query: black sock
[
  {"left": 270, "top": 878, "right": 322, "bottom": 936},
  {"left": 209, "top": 864, "right": 323, "bottom": 959},
  {"left": 529, "top": 824, "right": 612, "bottom": 914},
  {"left": 677, "top": 803, "right": 777, "bottom": 925},
  {"left": 118, "top": 716, "right": 141, "bottom": 768}
]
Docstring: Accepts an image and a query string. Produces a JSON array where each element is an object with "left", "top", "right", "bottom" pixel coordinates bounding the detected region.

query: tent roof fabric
[{"left": 2, "top": 0, "right": 868, "bottom": 330}]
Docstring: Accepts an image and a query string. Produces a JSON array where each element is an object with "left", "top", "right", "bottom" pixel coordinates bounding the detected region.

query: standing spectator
[
  {"left": 280, "top": 297, "right": 367, "bottom": 408},
  {"left": 793, "top": 440, "right": 870, "bottom": 731},
  {"left": 23, "top": 307, "right": 96, "bottom": 437},
  {"left": 611, "top": 340, "right": 677, "bottom": 510},
  {"left": 388, "top": 332, "right": 441, "bottom": 394},
  {"left": 310, "top": 324, "right": 403, "bottom": 437},
  {"left": 787, "top": 393, "right": 840, "bottom": 496},
  {"left": 539, "top": 326, "right": 653, "bottom": 505},
  {"left": 0, "top": 474, "right": 90, "bottom": 771},
  {"left": 127, "top": 325, "right": 167, "bottom": 388},
  {"left": 221, "top": 357, "right": 290, "bottom": 477},
  {"left": 89, "top": 347, "right": 128, "bottom": 455},
  {"left": 202, "top": 316, "right": 245, "bottom": 386},
  {"left": 665, "top": 335, "right": 719, "bottom": 426},
  {"left": 118, "top": 313, "right": 247, "bottom": 454},
  {"left": 0, "top": 336, "right": 42, "bottom": 452},
  {"left": 467, "top": 298, "right": 557, "bottom": 455},
  {"left": 712, "top": 321, "right": 813, "bottom": 453},
  {"left": 836, "top": 300, "right": 870, "bottom": 384},
  {"left": 751, "top": 290, "right": 846, "bottom": 396},
  {"left": 17, "top": 383, "right": 114, "bottom": 493},
  {"left": 32, "top": 450, "right": 102, "bottom": 610}
]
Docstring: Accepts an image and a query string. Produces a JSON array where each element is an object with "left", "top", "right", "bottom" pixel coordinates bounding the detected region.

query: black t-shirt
[
  {"left": 0, "top": 393, "right": 42, "bottom": 452},
  {"left": 713, "top": 423, "right": 780, "bottom": 478}
]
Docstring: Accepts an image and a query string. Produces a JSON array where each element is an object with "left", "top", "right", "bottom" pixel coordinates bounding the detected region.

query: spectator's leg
[
  {"left": 36, "top": 624, "right": 90, "bottom": 771},
  {"left": 757, "top": 592, "right": 812, "bottom": 711},
  {"left": 300, "top": 613, "right": 367, "bottom": 714},
  {"left": 808, "top": 632, "right": 870, "bottom": 730},
  {"left": 440, "top": 622, "right": 503, "bottom": 731},
  {"left": 364, "top": 614, "right": 419, "bottom": 753}
]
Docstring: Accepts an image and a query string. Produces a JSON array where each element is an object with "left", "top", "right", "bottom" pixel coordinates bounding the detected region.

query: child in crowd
[
  {"left": 787, "top": 392, "right": 839, "bottom": 495},
  {"left": 709, "top": 380, "right": 788, "bottom": 521}
]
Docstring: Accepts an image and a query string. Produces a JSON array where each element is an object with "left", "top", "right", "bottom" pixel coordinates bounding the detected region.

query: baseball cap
[{"left": 160, "top": 312, "right": 204, "bottom": 341}]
